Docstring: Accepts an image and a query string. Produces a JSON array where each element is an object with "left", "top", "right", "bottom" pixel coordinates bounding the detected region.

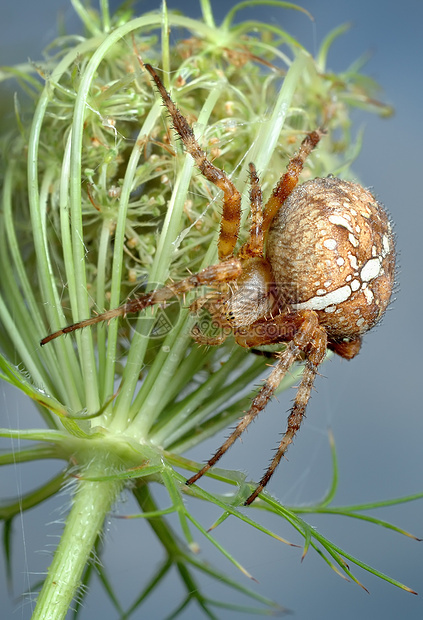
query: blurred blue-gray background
[{"left": 1, "top": 1, "right": 422, "bottom": 618}]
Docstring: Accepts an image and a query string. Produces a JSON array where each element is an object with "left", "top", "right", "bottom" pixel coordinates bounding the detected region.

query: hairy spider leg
[
  {"left": 245, "top": 322, "right": 327, "bottom": 505},
  {"left": 186, "top": 309, "right": 325, "bottom": 503},
  {"left": 239, "top": 162, "right": 264, "bottom": 258},
  {"left": 262, "top": 129, "right": 324, "bottom": 233},
  {"left": 40, "top": 258, "right": 241, "bottom": 345},
  {"left": 145, "top": 64, "right": 242, "bottom": 259},
  {"left": 190, "top": 163, "right": 269, "bottom": 346}
]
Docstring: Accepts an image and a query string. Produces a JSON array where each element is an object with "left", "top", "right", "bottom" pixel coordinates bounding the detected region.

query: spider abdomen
[{"left": 266, "top": 177, "right": 395, "bottom": 338}]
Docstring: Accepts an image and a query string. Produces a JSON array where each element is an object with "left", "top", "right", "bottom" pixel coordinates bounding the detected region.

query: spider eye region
[{"left": 266, "top": 176, "right": 395, "bottom": 339}]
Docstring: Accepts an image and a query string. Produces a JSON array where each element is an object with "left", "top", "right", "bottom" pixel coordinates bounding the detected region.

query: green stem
[
  {"left": 200, "top": 0, "right": 216, "bottom": 28},
  {"left": 33, "top": 460, "right": 123, "bottom": 620}
]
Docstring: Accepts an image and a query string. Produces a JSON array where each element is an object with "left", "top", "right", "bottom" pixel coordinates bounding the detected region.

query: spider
[{"left": 41, "top": 64, "right": 396, "bottom": 505}]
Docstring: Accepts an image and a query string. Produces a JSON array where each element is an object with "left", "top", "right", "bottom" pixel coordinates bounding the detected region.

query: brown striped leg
[
  {"left": 233, "top": 311, "right": 307, "bottom": 349},
  {"left": 239, "top": 162, "right": 264, "bottom": 258},
  {"left": 262, "top": 129, "right": 325, "bottom": 232},
  {"left": 245, "top": 325, "right": 327, "bottom": 505},
  {"left": 40, "top": 258, "right": 241, "bottom": 345},
  {"left": 186, "top": 310, "right": 320, "bottom": 488},
  {"left": 145, "top": 64, "right": 242, "bottom": 259}
]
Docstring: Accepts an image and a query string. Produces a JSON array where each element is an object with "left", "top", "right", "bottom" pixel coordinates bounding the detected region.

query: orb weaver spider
[{"left": 41, "top": 63, "right": 395, "bottom": 505}]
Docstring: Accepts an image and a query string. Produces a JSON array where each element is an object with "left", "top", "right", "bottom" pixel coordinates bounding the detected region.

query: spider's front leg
[
  {"left": 145, "top": 64, "right": 242, "bottom": 259},
  {"left": 262, "top": 128, "right": 325, "bottom": 232},
  {"left": 40, "top": 259, "right": 241, "bottom": 345},
  {"left": 186, "top": 309, "right": 327, "bottom": 504}
]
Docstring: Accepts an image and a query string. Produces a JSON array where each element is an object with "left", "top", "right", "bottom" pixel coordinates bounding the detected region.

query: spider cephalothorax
[{"left": 41, "top": 64, "right": 395, "bottom": 505}]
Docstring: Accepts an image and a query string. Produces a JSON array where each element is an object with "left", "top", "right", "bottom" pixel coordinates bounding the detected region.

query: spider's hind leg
[
  {"left": 186, "top": 310, "right": 325, "bottom": 495},
  {"left": 245, "top": 323, "right": 327, "bottom": 505}
]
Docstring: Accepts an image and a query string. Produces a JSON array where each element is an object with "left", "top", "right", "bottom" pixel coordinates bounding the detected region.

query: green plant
[{"left": 0, "top": 1, "right": 420, "bottom": 618}]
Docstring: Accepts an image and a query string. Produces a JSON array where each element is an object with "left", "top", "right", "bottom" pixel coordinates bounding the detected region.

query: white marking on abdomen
[
  {"left": 361, "top": 257, "right": 382, "bottom": 282},
  {"left": 328, "top": 214, "right": 354, "bottom": 233},
  {"left": 363, "top": 286, "right": 374, "bottom": 305},
  {"left": 324, "top": 238, "right": 337, "bottom": 251},
  {"left": 293, "top": 284, "right": 352, "bottom": 311},
  {"left": 382, "top": 234, "right": 390, "bottom": 257},
  {"left": 348, "top": 233, "right": 359, "bottom": 247}
]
